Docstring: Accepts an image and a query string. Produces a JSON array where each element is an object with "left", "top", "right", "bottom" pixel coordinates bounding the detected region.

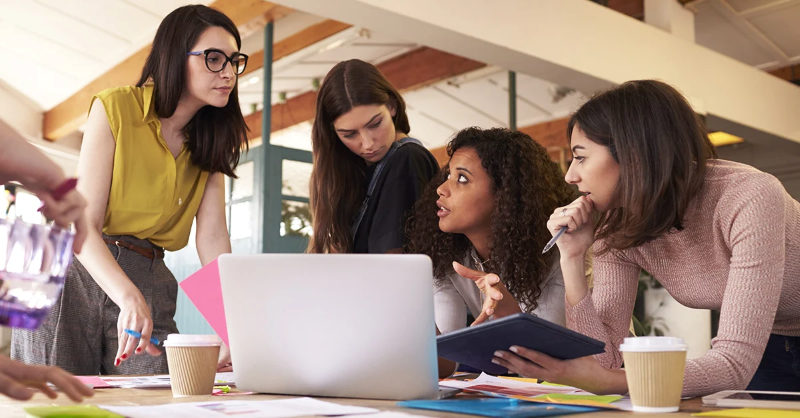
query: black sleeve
[{"left": 368, "top": 144, "right": 439, "bottom": 253}]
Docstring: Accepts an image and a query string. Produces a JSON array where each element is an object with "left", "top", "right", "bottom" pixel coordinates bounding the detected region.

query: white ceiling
[
  {"left": 689, "top": 0, "right": 800, "bottom": 70},
  {"left": 0, "top": 0, "right": 215, "bottom": 110},
  {"left": 1, "top": 0, "right": 798, "bottom": 149}
]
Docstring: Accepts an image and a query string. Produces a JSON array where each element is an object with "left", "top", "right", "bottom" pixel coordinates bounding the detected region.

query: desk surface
[{"left": 0, "top": 386, "right": 721, "bottom": 418}]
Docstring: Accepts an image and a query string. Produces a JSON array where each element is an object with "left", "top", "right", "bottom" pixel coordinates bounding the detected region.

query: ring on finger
[{"left": 561, "top": 208, "right": 567, "bottom": 217}]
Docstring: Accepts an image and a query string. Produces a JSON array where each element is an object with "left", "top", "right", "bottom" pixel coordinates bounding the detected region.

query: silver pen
[{"left": 541, "top": 227, "right": 566, "bottom": 254}]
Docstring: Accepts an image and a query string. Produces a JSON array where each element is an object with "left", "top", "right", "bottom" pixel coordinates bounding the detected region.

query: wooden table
[{"left": 0, "top": 386, "right": 722, "bottom": 418}]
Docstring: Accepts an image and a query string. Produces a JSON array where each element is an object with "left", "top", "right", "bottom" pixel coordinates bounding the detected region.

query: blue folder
[
  {"left": 437, "top": 313, "right": 605, "bottom": 375},
  {"left": 398, "top": 398, "right": 600, "bottom": 417}
]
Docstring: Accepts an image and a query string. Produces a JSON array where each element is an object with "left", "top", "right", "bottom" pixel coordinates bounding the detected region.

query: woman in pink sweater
[{"left": 490, "top": 80, "right": 800, "bottom": 397}]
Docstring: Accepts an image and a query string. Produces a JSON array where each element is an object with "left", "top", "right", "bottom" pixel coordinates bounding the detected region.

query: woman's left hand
[
  {"left": 453, "top": 262, "right": 521, "bottom": 326},
  {"left": 492, "top": 346, "right": 628, "bottom": 395}
]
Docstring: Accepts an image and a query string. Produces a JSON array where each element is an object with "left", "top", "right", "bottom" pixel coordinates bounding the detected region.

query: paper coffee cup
[
  {"left": 163, "top": 334, "right": 221, "bottom": 397},
  {"left": 620, "top": 336, "right": 687, "bottom": 413}
]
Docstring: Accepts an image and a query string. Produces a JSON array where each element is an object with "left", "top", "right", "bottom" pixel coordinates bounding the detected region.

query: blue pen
[{"left": 124, "top": 329, "right": 164, "bottom": 348}]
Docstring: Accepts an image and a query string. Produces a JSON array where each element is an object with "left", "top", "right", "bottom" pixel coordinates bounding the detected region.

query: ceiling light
[
  {"left": 248, "top": 76, "right": 259, "bottom": 85},
  {"left": 708, "top": 131, "right": 744, "bottom": 147}
]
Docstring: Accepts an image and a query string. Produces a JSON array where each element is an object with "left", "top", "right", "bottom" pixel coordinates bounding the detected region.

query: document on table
[
  {"left": 97, "top": 372, "right": 235, "bottom": 389},
  {"left": 440, "top": 372, "right": 629, "bottom": 410},
  {"left": 100, "top": 397, "right": 379, "bottom": 418}
]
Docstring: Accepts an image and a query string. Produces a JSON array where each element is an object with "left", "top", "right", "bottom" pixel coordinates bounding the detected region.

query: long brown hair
[
  {"left": 137, "top": 5, "right": 248, "bottom": 177},
  {"left": 307, "top": 59, "right": 410, "bottom": 253},
  {"left": 567, "top": 80, "right": 717, "bottom": 255},
  {"left": 406, "top": 127, "right": 575, "bottom": 312}
]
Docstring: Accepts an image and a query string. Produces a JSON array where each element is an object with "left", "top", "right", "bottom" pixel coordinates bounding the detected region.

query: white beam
[
  {"left": 272, "top": 0, "right": 800, "bottom": 144},
  {"left": 645, "top": 0, "right": 695, "bottom": 43}
]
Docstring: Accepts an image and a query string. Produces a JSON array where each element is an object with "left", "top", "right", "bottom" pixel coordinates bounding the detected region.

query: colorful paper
[
  {"left": 179, "top": 259, "right": 228, "bottom": 345},
  {"left": 398, "top": 398, "right": 599, "bottom": 418},
  {"left": 25, "top": 405, "right": 124, "bottom": 418},
  {"left": 694, "top": 409, "right": 800, "bottom": 418},
  {"left": 530, "top": 393, "right": 623, "bottom": 409},
  {"left": 75, "top": 375, "right": 113, "bottom": 389}
]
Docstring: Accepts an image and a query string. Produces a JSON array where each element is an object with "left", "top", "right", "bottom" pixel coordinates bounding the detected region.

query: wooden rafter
[{"left": 43, "top": 0, "right": 292, "bottom": 141}]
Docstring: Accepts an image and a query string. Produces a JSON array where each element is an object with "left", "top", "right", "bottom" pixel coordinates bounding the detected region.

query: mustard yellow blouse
[{"left": 92, "top": 85, "right": 208, "bottom": 252}]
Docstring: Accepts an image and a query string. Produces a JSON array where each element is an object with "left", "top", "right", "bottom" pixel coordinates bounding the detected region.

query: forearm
[
  {"left": 576, "top": 367, "right": 628, "bottom": 396},
  {"left": 196, "top": 230, "right": 231, "bottom": 266},
  {"left": 75, "top": 230, "right": 143, "bottom": 306},
  {"left": 561, "top": 255, "right": 590, "bottom": 307},
  {"left": 0, "top": 126, "right": 64, "bottom": 191}
]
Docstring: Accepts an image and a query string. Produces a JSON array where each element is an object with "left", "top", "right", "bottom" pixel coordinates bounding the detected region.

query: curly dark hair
[{"left": 406, "top": 127, "right": 576, "bottom": 312}]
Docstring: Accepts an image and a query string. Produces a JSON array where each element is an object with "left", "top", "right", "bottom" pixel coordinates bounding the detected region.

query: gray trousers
[{"left": 11, "top": 235, "right": 179, "bottom": 375}]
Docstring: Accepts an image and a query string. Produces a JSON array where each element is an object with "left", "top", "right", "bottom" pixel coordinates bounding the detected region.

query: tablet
[
  {"left": 436, "top": 313, "right": 606, "bottom": 375},
  {"left": 702, "top": 390, "right": 800, "bottom": 410}
]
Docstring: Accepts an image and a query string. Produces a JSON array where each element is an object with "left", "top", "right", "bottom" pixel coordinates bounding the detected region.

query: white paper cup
[
  {"left": 164, "top": 334, "right": 221, "bottom": 397},
  {"left": 620, "top": 336, "right": 688, "bottom": 413}
]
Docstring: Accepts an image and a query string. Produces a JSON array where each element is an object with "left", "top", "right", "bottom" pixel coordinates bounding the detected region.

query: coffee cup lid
[
  {"left": 162, "top": 334, "right": 222, "bottom": 347},
  {"left": 619, "top": 336, "right": 687, "bottom": 352}
]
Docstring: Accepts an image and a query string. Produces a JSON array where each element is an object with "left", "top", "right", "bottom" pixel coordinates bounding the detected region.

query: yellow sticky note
[
  {"left": 534, "top": 393, "right": 623, "bottom": 405},
  {"left": 499, "top": 376, "right": 538, "bottom": 384},
  {"left": 694, "top": 409, "right": 800, "bottom": 418},
  {"left": 25, "top": 405, "right": 124, "bottom": 418}
]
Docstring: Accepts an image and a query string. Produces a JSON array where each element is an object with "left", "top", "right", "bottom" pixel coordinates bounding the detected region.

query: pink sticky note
[
  {"left": 75, "top": 376, "right": 112, "bottom": 389},
  {"left": 179, "top": 259, "right": 229, "bottom": 346}
]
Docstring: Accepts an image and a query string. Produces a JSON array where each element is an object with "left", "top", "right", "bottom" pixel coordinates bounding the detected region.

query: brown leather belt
[{"left": 104, "top": 238, "right": 164, "bottom": 260}]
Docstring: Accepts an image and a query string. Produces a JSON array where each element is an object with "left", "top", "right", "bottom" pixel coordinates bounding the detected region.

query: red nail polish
[
  {"left": 121, "top": 354, "right": 127, "bottom": 359},
  {"left": 115, "top": 359, "right": 120, "bottom": 366},
  {"left": 136, "top": 347, "right": 142, "bottom": 353}
]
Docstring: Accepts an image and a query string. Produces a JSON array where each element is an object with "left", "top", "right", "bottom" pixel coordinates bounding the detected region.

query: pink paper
[
  {"left": 179, "top": 259, "right": 229, "bottom": 345},
  {"left": 76, "top": 376, "right": 113, "bottom": 389}
]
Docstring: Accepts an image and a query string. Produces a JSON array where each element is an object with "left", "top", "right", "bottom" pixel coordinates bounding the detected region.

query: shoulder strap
[{"left": 351, "top": 137, "right": 423, "bottom": 240}]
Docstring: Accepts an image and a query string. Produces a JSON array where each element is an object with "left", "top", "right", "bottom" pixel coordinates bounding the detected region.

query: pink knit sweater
[{"left": 566, "top": 160, "right": 800, "bottom": 397}]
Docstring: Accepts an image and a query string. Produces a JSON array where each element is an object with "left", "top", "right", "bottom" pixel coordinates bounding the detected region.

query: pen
[
  {"left": 541, "top": 227, "right": 567, "bottom": 254},
  {"left": 124, "top": 328, "right": 163, "bottom": 348}
]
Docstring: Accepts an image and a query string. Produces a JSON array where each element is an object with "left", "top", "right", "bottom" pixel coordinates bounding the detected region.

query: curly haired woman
[{"left": 406, "top": 127, "right": 577, "bottom": 340}]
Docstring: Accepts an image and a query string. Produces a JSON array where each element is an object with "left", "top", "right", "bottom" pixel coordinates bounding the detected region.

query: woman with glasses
[{"left": 12, "top": 5, "right": 248, "bottom": 376}]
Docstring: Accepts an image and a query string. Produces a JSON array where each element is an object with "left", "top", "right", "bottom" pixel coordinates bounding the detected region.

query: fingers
[
  {"left": 217, "top": 364, "right": 233, "bottom": 372},
  {"left": 492, "top": 350, "right": 548, "bottom": 379},
  {"left": 470, "top": 310, "right": 491, "bottom": 326},
  {"left": 28, "top": 381, "right": 58, "bottom": 399},
  {"left": 115, "top": 328, "right": 128, "bottom": 367},
  {"left": 42, "top": 369, "right": 93, "bottom": 402},
  {"left": 550, "top": 196, "right": 593, "bottom": 233},
  {"left": 452, "top": 261, "right": 486, "bottom": 281},
  {"left": 509, "top": 345, "right": 558, "bottom": 369},
  {"left": 134, "top": 320, "right": 153, "bottom": 357},
  {"left": 0, "top": 371, "right": 34, "bottom": 401},
  {"left": 145, "top": 344, "right": 163, "bottom": 357}
]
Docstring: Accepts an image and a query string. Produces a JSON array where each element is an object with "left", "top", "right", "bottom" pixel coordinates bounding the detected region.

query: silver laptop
[{"left": 218, "top": 254, "right": 440, "bottom": 400}]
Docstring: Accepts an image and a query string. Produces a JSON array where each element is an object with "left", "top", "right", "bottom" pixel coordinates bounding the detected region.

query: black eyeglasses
[{"left": 186, "top": 49, "right": 248, "bottom": 75}]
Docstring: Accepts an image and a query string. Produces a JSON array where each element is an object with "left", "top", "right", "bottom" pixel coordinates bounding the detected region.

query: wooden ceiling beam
[
  {"left": 245, "top": 46, "right": 486, "bottom": 142},
  {"left": 42, "top": 0, "right": 292, "bottom": 141}
]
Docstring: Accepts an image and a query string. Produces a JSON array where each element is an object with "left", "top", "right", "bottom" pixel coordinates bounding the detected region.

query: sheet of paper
[
  {"left": 99, "top": 372, "right": 235, "bottom": 389},
  {"left": 179, "top": 259, "right": 229, "bottom": 345},
  {"left": 440, "top": 372, "right": 586, "bottom": 395},
  {"left": 694, "top": 409, "right": 800, "bottom": 418},
  {"left": 75, "top": 376, "right": 114, "bottom": 389},
  {"left": 101, "top": 397, "right": 379, "bottom": 418}
]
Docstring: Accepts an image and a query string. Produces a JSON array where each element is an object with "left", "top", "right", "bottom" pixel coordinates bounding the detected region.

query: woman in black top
[{"left": 308, "top": 59, "right": 438, "bottom": 254}]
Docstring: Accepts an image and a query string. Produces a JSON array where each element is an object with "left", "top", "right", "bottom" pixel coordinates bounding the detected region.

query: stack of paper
[{"left": 440, "top": 373, "right": 627, "bottom": 410}]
